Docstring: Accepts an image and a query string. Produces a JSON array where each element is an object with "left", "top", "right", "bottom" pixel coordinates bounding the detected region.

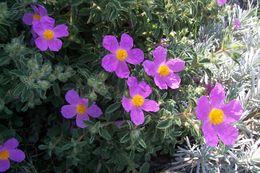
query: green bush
[{"left": 0, "top": 0, "right": 259, "bottom": 172}]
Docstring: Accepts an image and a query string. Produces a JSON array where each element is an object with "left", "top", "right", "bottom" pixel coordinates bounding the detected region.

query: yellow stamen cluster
[
  {"left": 0, "top": 150, "right": 9, "bottom": 160},
  {"left": 76, "top": 104, "right": 87, "bottom": 115},
  {"left": 33, "top": 14, "right": 41, "bottom": 20},
  {"left": 43, "top": 29, "right": 54, "bottom": 40},
  {"left": 158, "top": 65, "right": 170, "bottom": 76},
  {"left": 132, "top": 95, "right": 144, "bottom": 107},
  {"left": 209, "top": 108, "right": 224, "bottom": 125},
  {"left": 116, "top": 49, "right": 128, "bottom": 61}
]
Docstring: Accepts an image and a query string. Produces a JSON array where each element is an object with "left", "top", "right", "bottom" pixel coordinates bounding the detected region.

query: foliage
[{"left": 0, "top": 0, "right": 259, "bottom": 172}]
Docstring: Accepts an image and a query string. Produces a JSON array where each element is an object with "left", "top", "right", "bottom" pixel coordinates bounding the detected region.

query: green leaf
[
  {"left": 38, "top": 144, "right": 48, "bottom": 150},
  {"left": 140, "top": 162, "right": 150, "bottom": 173},
  {"left": 156, "top": 119, "right": 172, "bottom": 129},
  {"left": 252, "top": 147, "right": 260, "bottom": 163},
  {"left": 138, "top": 138, "right": 146, "bottom": 149},
  {"left": 99, "top": 128, "right": 112, "bottom": 140},
  {"left": 174, "top": 117, "right": 182, "bottom": 127},
  {"left": 79, "top": 8, "right": 89, "bottom": 16},
  {"left": 53, "top": 83, "right": 60, "bottom": 96},
  {"left": 120, "top": 133, "right": 129, "bottom": 143},
  {"left": 105, "top": 102, "right": 121, "bottom": 114}
]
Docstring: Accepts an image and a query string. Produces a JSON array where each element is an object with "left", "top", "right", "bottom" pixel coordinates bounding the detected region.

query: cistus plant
[{"left": 0, "top": 0, "right": 259, "bottom": 173}]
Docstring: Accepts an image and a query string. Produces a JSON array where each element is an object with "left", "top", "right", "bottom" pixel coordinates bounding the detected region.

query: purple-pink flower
[
  {"left": 0, "top": 138, "right": 25, "bottom": 172},
  {"left": 61, "top": 90, "right": 103, "bottom": 128},
  {"left": 122, "top": 76, "right": 159, "bottom": 126},
  {"left": 196, "top": 83, "right": 243, "bottom": 147},
  {"left": 217, "top": 0, "right": 227, "bottom": 6},
  {"left": 143, "top": 46, "right": 185, "bottom": 90},
  {"left": 32, "top": 16, "right": 69, "bottom": 51},
  {"left": 114, "top": 120, "right": 125, "bottom": 128},
  {"left": 233, "top": 18, "right": 241, "bottom": 30},
  {"left": 22, "top": 4, "right": 48, "bottom": 25},
  {"left": 101, "top": 33, "right": 144, "bottom": 78}
]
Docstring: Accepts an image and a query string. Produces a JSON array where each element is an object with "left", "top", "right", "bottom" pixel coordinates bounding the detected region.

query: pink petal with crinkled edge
[
  {"left": 102, "top": 35, "right": 119, "bottom": 53},
  {"left": 130, "top": 108, "right": 144, "bottom": 126},
  {"left": 119, "top": 33, "right": 133, "bottom": 51},
  {"left": 210, "top": 83, "right": 225, "bottom": 108}
]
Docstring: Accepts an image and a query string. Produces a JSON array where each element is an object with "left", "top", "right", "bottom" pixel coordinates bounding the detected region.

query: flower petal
[
  {"left": 202, "top": 121, "right": 218, "bottom": 147},
  {"left": 114, "top": 120, "right": 125, "bottom": 128},
  {"left": 127, "top": 76, "right": 139, "bottom": 97},
  {"left": 154, "top": 75, "right": 168, "bottom": 89},
  {"left": 127, "top": 77, "right": 152, "bottom": 98},
  {"left": 32, "top": 16, "right": 55, "bottom": 35},
  {"left": 0, "top": 160, "right": 10, "bottom": 172},
  {"left": 32, "top": 23, "right": 44, "bottom": 36},
  {"left": 61, "top": 105, "right": 76, "bottom": 119},
  {"left": 196, "top": 96, "right": 211, "bottom": 121},
  {"left": 31, "top": 5, "right": 38, "bottom": 13},
  {"left": 35, "top": 37, "right": 48, "bottom": 51},
  {"left": 80, "top": 98, "right": 88, "bottom": 105},
  {"left": 115, "top": 61, "right": 130, "bottom": 78},
  {"left": 126, "top": 48, "right": 144, "bottom": 65},
  {"left": 210, "top": 83, "right": 225, "bottom": 108},
  {"left": 22, "top": 13, "right": 33, "bottom": 25},
  {"left": 166, "top": 58, "right": 185, "bottom": 72},
  {"left": 165, "top": 73, "right": 181, "bottom": 89},
  {"left": 53, "top": 24, "right": 69, "bottom": 38},
  {"left": 142, "top": 100, "right": 159, "bottom": 112},
  {"left": 101, "top": 54, "right": 118, "bottom": 72},
  {"left": 9, "top": 149, "right": 25, "bottom": 162},
  {"left": 127, "top": 76, "right": 138, "bottom": 88},
  {"left": 153, "top": 46, "right": 167, "bottom": 64},
  {"left": 122, "top": 96, "right": 133, "bottom": 112},
  {"left": 130, "top": 108, "right": 144, "bottom": 126},
  {"left": 40, "top": 16, "right": 55, "bottom": 28},
  {"left": 65, "top": 90, "right": 80, "bottom": 104},
  {"left": 138, "top": 81, "right": 152, "bottom": 98},
  {"left": 48, "top": 39, "right": 63, "bottom": 51},
  {"left": 222, "top": 99, "right": 243, "bottom": 123},
  {"left": 143, "top": 60, "right": 156, "bottom": 76},
  {"left": 4, "top": 138, "right": 19, "bottom": 149},
  {"left": 76, "top": 115, "right": 89, "bottom": 128},
  {"left": 215, "top": 123, "right": 239, "bottom": 146},
  {"left": 37, "top": 4, "right": 48, "bottom": 16},
  {"left": 217, "top": 0, "right": 227, "bottom": 6},
  {"left": 119, "top": 33, "right": 133, "bottom": 50},
  {"left": 102, "top": 35, "right": 119, "bottom": 53},
  {"left": 31, "top": 29, "right": 38, "bottom": 38},
  {"left": 87, "top": 104, "right": 102, "bottom": 118}
]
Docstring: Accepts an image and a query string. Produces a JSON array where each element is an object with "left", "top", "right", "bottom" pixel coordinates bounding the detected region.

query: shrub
[{"left": 0, "top": 0, "right": 259, "bottom": 172}]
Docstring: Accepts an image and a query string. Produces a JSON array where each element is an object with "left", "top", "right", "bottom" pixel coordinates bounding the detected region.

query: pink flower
[
  {"left": 122, "top": 76, "right": 159, "bottom": 126},
  {"left": 22, "top": 4, "right": 48, "bottom": 25},
  {"left": 0, "top": 138, "right": 25, "bottom": 172},
  {"left": 114, "top": 120, "right": 125, "bottom": 128},
  {"left": 143, "top": 46, "right": 185, "bottom": 90},
  {"left": 217, "top": 0, "right": 227, "bottom": 6},
  {"left": 196, "top": 83, "right": 243, "bottom": 147},
  {"left": 101, "top": 33, "right": 144, "bottom": 78},
  {"left": 233, "top": 18, "right": 241, "bottom": 29},
  {"left": 32, "top": 16, "right": 69, "bottom": 51},
  {"left": 61, "top": 90, "right": 103, "bottom": 128}
]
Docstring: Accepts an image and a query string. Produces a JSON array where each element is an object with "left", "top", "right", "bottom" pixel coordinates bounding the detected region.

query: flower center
[
  {"left": 33, "top": 14, "right": 41, "bottom": 20},
  {"left": 43, "top": 29, "right": 54, "bottom": 40},
  {"left": 116, "top": 49, "right": 128, "bottom": 61},
  {"left": 209, "top": 108, "right": 224, "bottom": 125},
  {"left": 132, "top": 95, "right": 144, "bottom": 107},
  {"left": 76, "top": 104, "right": 87, "bottom": 115},
  {"left": 158, "top": 65, "right": 170, "bottom": 76},
  {"left": 0, "top": 150, "right": 9, "bottom": 160}
]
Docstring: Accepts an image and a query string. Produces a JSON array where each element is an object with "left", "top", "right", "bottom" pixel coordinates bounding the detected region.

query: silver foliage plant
[{"left": 165, "top": 1, "right": 260, "bottom": 172}]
